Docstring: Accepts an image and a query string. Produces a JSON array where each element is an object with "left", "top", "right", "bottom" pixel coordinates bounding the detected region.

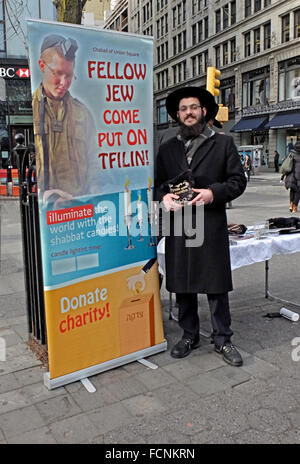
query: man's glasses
[
  {"left": 178, "top": 104, "right": 202, "bottom": 113},
  {"left": 43, "top": 61, "right": 76, "bottom": 81}
]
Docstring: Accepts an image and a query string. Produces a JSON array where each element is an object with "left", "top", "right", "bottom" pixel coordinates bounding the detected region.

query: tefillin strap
[{"left": 40, "top": 93, "right": 49, "bottom": 190}]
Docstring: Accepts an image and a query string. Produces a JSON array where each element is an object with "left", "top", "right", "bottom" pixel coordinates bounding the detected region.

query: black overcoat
[{"left": 155, "top": 132, "right": 247, "bottom": 294}]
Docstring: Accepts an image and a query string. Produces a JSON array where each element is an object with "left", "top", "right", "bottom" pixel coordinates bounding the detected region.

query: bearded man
[{"left": 155, "top": 87, "right": 246, "bottom": 366}]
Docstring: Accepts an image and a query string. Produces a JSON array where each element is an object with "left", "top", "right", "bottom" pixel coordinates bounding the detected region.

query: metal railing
[{"left": 14, "top": 135, "right": 46, "bottom": 346}]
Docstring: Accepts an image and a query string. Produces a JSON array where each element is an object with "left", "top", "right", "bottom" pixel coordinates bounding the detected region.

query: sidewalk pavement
[{"left": 0, "top": 176, "right": 300, "bottom": 444}]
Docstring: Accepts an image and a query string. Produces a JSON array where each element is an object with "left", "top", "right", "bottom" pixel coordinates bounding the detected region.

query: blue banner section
[{"left": 40, "top": 189, "right": 157, "bottom": 288}]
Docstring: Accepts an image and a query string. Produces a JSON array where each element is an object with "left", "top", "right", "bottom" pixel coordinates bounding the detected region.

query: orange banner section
[
  {"left": 0, "top": 169, "right": 7, "bottom": 195},
  {"left": 44, "top": 262, "right": 164, "bottom": 379},
  {"left": 11, "top": 169, "right": 19, "bottom": 196}
]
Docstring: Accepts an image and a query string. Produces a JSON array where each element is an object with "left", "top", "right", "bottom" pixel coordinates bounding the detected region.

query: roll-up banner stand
[{"left": 27, "top": 20, "right": 166, "bottom": 389}]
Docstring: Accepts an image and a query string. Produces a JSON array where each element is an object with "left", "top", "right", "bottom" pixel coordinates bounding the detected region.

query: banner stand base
[{"left": 44, "top": 340, "right": 167, "bottom": 390}]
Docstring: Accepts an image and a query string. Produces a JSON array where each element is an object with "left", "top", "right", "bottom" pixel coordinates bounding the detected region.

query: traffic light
[
  {"left": 215, "top": 104, "right": 229, "bottom": 124},
  {"left": 206, "top": 67, "right": 221, "bottom": 97}
]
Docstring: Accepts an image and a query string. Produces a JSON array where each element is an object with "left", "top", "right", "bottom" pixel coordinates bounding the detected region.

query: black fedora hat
[{"left": 166, "top": 86, "right": 217, "bottom": 122}]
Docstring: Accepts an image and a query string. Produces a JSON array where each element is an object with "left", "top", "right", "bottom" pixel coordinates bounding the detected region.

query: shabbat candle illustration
[
  {"left": 147, "top": 176, "right": 155, "bottom": 247},
  {"left": 124, "top": 177, "right": 135, "bottom": 249},
  {"left": 137, "top": 193, "right": 144, "bottom": 241}
]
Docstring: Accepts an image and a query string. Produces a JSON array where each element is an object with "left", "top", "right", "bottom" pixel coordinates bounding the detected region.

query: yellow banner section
[{"left": 44, "top": 263, "right": 164, "bottom": 379}]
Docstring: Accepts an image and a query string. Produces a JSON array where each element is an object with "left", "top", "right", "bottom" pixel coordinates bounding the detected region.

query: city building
[
  {"left": 105, "top": 0, "right": 300, "bottom": 166},
  {"left": 82, "top": 0, "right": 111, "bottom": 27},
  {"left": 105, "top": 0, "right": 128, "bottom": 32},
  {"left": 0, "top": 0, "right": 55, "bottom": 169}
]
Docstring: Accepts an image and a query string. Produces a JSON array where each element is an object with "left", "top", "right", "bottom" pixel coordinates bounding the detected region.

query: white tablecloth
[{"left": 157, "top": 233, "right": 300, "bottom": 275}]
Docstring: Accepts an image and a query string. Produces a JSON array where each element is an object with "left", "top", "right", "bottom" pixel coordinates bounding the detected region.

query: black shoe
[
  {"left": 171, "top": 336, "right": 200, "bottom": 359},
  {"left": 215, "top": 342, "right": 243, "bottom": 367}
]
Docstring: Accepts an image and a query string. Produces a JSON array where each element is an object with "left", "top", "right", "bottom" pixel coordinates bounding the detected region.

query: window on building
[
  {"left": 215, "top": 45, "right": 221, "bottom": 68},
  {"left": 220, "top": 81, "right": 235, "bottom": 112},
  {"left": 223, "top": 5, "right": 229, "bottom": 29},
  {"left": 183, "top": 0, "right": 186, "bottom": 22},
  {"left": 244, "top": 32, "right": 251, "bottom": 57},
  {"left": 173, "top": 37, "right": 177, "bottom": 55},
  {"left": 156, "top": 19, "right": 160, "bottom": 38},
  {"left": 231, "top": 1, "right": 236, "bottom": 25},
  {"left": 192, "top": 24, "right": 197, "bottom": 45},
  {"left": 254, "top": 0, "right": 261, "bottom": 13},
  {"left": 192, "top": 0, "right": 197, "bottom": 15},
  {"left": 231, "top": 38, "right": 236, "bottom": 62},
  {"left": 198, "top": 20, "right": 203, "bottom": 43},
  {"left": 177, "top": 3, "right": 182, "bottom": 25},
  {"left": 172, "top": 7, "right": 176, "bottom": 27},
  {"left": 223, "top": 42, "right": 229, "bottom": 65},
  {"left": 278, "top": 58, "right": 300, "bottom": 102},
  {"left": 242, "top": 68, "right": 270, "bottom": 107},
  {"left": 204, "top": 16, "right": 209, "bottom": 38},
  {"left": 216, "top": 9, "right": 221, "bottom": 33},
  {"left": 254, "top": 28, "right": 261, "bottom": 54},
  {"left": 295, "top": 10, "right": 300, "bottom": 39},
  {"left": 264, "top": 0, "right": 271, "bottom": 6},
  {"left": 192, "top": 55, "right": 197, "bottom": 77},
  {"left": 282, "top": 14, "right": 290, "bottom": 43},
  {"left": 157, "top": 98, "right": 168, "bottom": 124},
  {"left": 245, "top": 0, "right": 251, "bottom": 18},
  {"left": 264, "top": 22, "right": 271, "bottom": 49}
]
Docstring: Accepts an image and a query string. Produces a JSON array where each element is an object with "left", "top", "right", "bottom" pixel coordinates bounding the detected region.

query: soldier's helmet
[{"left": 41, "top": 35, "right": 78, "bottom": 61}]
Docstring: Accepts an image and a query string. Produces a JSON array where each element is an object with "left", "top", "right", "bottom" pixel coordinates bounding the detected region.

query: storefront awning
[
  {"left": 230, "top": 116, "right": 269, "bottom": 132},
  {"left": 265, "top": 111, "right": 300, "bottom": 129}
]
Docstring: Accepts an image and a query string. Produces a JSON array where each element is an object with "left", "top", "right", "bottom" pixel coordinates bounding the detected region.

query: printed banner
[{"left": 27, "top": 20, "right": 165, "bottom": 382}]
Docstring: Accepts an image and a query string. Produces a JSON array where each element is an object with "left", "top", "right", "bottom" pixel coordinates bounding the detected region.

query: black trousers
[
  {"left": 290, "top": 189, "right": 300, "bottom": 207},
  {"left": 176, "top": 292, "right": 233, "bottom": 347}
]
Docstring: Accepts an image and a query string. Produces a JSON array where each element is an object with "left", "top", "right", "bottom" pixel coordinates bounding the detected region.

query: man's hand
[
  {"left": 188, "top": 188, "right": 214, "bottom": 206},
  {"left": 127, "top": 271, "right": 146, "bottom": 295},
  {"left": 43, "top": 189, "right": 73, "bottom": 209},
  {"left": 162, "top": 193, "right": 183, "bottom": 211}
]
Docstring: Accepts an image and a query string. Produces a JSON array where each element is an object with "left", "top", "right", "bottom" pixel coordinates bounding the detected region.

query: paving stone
[
  {"left": 20, "top": 382, "right": 65, "bottom": 405},
  {"left": 69, "top": 383, "right": 118, "bottom": 412},
  {"left": 0, "top": 389, "right": 31, "bottom": 414},
  {"left": 136, "top": 367, "right": 176, "bottom": 390},
  {"left": 87, "top": 403, "right": 133, "bottom": 435},
  {"left": 49, "top": 414, "right": 97, "bottom": 444},
  {"left": 101, "top": 376, "right": 148, "bottom": 401},
  {"left": 0, "top": 373, "right": 20, "bottom": 394},
  {"left": 0, "top": 405, "right": 45, "bottom": 439},
  {"left": 185, "top": 371, "right": 228, "bottom": 396},
  {"left": 7, "top": 426, "right": 57, "bottom": 444},
  {"left": 121, "top": 392, "right": 167, "bottom": 417},
  {"left": 13, "top": 366, "right": 46, "bottom": 387},
  {"left": 208, "top": 364, "right": 252, "bottom": 388},
  {"left": 35, "top": 395, "right": 82, "bottom": 424}
]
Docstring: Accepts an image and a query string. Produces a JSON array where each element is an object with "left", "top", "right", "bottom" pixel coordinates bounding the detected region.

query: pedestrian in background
[
  {"left": 284, "top": 141, "right": 300, "bottom": 213},
  {"left": 274, "top": 150, "right": 280, "bottom": 173},
  {"left": 244, "top": 154, "right": 252, "bottom": 182}
]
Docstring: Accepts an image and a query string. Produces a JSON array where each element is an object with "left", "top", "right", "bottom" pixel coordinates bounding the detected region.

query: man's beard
[{"left": 178, "top": 114, "right": 207, "bottom": 140}]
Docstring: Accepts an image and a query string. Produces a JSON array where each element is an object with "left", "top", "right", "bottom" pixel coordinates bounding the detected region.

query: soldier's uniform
[{"left": 33, "top": 86, "right": 97, "bottom": 197}]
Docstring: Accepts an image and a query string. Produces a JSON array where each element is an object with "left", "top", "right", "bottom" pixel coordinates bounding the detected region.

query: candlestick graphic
[
  {"left": 124, "top": 177, "right": 135, "bottom": 249},
  {"left": 137, "top": 193, "right": 144, "bottom": 241},
  {"left": 147, "top": 176, "right": 155, "bottom": 247}
]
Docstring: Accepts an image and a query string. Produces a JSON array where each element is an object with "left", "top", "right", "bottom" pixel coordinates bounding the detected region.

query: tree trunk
[{"left": 54, "top": 0, "right": 87, "bottom": 24}]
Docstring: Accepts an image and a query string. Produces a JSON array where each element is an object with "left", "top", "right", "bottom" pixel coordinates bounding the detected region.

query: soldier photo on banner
[{"left": 32, "top": 34, "right": 98, "bottom": 207}]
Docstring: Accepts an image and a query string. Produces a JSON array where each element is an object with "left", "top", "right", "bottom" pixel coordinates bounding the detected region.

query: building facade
[
  {"left": 0, "top": 0, "right": 55, "bottom": 169},
  {"left": 82, "top": 0, "right": 111, "bottom": 26},
  {"left": 106, "top": 0, "right": 300, "bottom": 165}
]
